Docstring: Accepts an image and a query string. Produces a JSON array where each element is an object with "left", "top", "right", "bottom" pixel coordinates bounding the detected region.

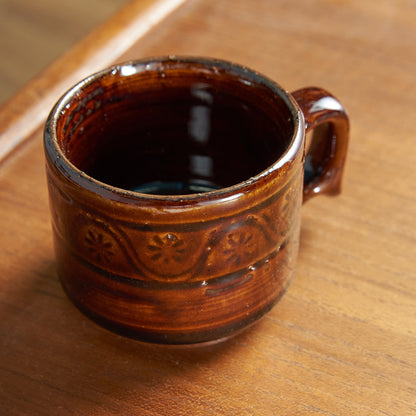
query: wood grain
[
  {"left": 0, "top": 0, "right": 189, "bottom": 163},
  {"left": 0, "top": 0, "right": 415, "bottom": 415},
  {"left": 0, "top": 0, "right": 130, "bottom": 103}
]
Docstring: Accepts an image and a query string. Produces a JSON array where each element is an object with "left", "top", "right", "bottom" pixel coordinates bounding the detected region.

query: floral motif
[
  {"left": 84, "top": 229, "right": 114, "bottom": 263},
  {"left": 146, "top": 233, "right": 186, "bottom": 266},
  {"left": 223, "top": 230, "right": 257, "bottom": 266}
]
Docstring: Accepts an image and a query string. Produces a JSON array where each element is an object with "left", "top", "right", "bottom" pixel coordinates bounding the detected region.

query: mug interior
[{"left": 53, "top": 58, "right": 295, "bottom": 195}]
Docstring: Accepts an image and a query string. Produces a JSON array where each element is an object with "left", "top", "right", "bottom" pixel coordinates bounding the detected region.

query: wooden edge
[{"left": 0, "top": 0, "right": 189, "bottom": 164}]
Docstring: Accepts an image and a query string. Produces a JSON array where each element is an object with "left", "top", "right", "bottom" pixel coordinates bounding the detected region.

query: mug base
[{"left": 60, "top": 274, "right": 292, "bottom": 346}]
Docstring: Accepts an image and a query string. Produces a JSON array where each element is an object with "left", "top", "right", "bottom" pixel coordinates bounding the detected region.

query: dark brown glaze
[
  {"left": 291, "top": 87, "right": 349, "bottom": 201},
  {"left": 44, "top": 57, "right": 349, "bottom": 344}
]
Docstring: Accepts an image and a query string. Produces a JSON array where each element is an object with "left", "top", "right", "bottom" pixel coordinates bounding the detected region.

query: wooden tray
[{"left": 1, "top": 0, "right": 415, "bottom": 414}]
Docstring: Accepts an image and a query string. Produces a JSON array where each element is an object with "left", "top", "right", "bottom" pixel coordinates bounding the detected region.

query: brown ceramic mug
[{"left": 44, "top": 57, "right": 349, "bottom": 345}]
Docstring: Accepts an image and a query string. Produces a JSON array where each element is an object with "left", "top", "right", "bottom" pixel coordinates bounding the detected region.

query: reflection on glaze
[
  {"left": 120, "top": 65, "right": 138, "bottom": 76},
  {"left": 310, "top": 96, "right": 343, "bottom": 112},
  {"left": 69, "top": 79, "right": 291, "bottom": 195},
  {"left": 188, "top": 105, "right": 211, "bottom": 144}
]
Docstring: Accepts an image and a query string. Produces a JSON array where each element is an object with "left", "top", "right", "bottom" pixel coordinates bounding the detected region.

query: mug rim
[{"left": 44, "top": 56, "right": 304, "bottom": 203}]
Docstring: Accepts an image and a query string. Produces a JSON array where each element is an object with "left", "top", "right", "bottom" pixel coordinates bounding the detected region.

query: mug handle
[{"left": 291, "top": 87, "right": 349, "bottom": 202}]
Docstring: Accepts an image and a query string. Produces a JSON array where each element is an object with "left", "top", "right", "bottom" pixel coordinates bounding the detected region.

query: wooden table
[
  {"left": 1, "top": 0, "right": 415, "bottom": 414},
  {"left": 0, "top": 0, "right": 129, "bottom": 103}
]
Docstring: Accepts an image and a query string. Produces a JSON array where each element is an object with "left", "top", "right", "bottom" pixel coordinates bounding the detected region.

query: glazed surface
[
  {"left": 54, "top": 59, "right": 294, "bottom": 195},
  {"left": 45, "top": 58, "right": 306, "bottom": 343}
]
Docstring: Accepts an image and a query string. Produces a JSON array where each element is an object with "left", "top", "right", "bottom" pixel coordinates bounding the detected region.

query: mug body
[{"left": 44, "top": 57, "right": 305, "bottom": 344}]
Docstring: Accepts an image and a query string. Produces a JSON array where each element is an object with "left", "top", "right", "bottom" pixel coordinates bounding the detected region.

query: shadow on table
[{"left": 0, "top": 257, "right": 264, "bottom": 414}]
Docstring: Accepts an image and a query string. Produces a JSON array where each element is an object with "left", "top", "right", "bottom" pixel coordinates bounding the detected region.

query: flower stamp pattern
[
  {"left": 136, "top": 231, "right": 202, "bottom": 280},
  {"left": 146, "top": 233, "right": 186, "bottom": 266},
  {"left": 63, "top": 174, "right": 302, "bottom": 283},
  {"left": 84, "top": 229, "right": 114, "bottom": 264},
  {"left": 223, "top": 230, "right": 257, "bottom": 266}
]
